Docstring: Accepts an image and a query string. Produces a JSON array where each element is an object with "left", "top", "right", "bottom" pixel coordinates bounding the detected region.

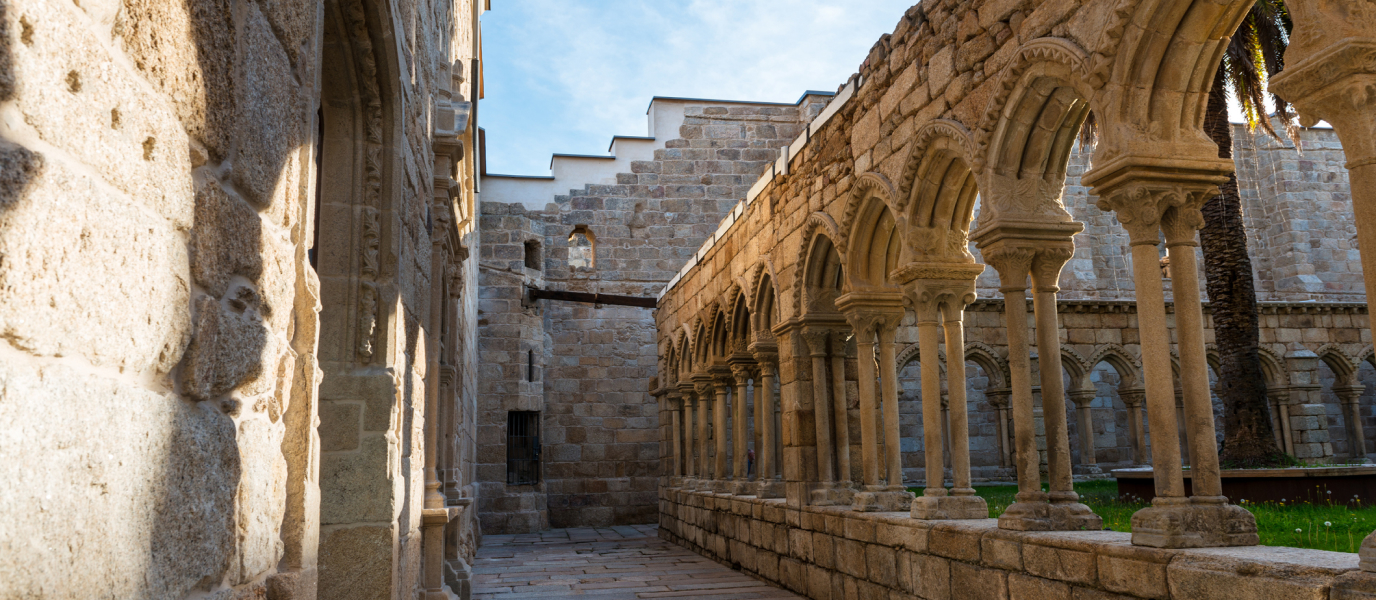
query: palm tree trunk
[{"left": 1201, "top": 71, "right": 1287, "bottom": 467}]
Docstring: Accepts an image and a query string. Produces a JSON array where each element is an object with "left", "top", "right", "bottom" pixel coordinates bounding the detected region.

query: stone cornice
[{"left": 964, "top": 299, "right": 1368, "bottom": 315}]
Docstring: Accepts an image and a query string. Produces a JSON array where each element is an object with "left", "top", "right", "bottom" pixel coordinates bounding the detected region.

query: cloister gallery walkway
[{"left": 472, "top": 525, "right": 801, "bottom": 599}]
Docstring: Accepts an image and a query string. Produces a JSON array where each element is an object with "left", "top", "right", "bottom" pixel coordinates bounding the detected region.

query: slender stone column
[
  {"left": 1069, "top": 389, "right": 1098, "bottom": 469},
  {"left": 731, "top": 365, "right": 752, "bottom": 494},
  {"left": 713, "top": 374, "right": 731, "bottom": 493},
  {"left": 1030, "top": 249, "right": 1090, "bottom": 516},
  {"left": 916, "top": 315, "right": 945, "bottom": 498},
  {"left": 1089, "top": 170, "right": 1256, "bottom": 547},
  {"left": 753, "top": 350, "right": 784, "bottom": 498},
  {"left": 1334, "top": 385, "right": 1369, "bottom": 461},
  {"left": 669, "top": 391, "right": 683, "bottom": 484},
  {"left": 987, "top": 389, "right": 1013, "bottom": 469},
  {"left": 838, "top": 296, "right": 910, "bottom": 512},
  {"left": 802, "top": 329, "right": 836, "bottom": 486},
  {"left": 680, "top": 383, "right": 697, "bottom": 486},
  {"left": 1164, "top": 209, "right": 1223, "bottom": 499},
  {"left": 985, "top": 248, "right": 1047, "bottom": 529},
  {"left": 830, "top": 332, "right": 852, "bottom": 484},
  {"left": 694, "top": 377, "right": 713, "bottom": 485},
  {"left": 853, "top": 326, "right": 881, "bottom": 490},
  {"left": 1119, "top": 389, "right": 1147, "bottom": 467},
  {"left": 942, "top": 302, "right": 976, "bottom": 497},
  {"left": 754, "top": 349, "right": 787, "bottom": 498}
]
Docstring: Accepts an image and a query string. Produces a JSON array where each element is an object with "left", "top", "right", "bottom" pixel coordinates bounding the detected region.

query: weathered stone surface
[
  {"left": 0, "top": 362, "right": 237, "bottom": 599},
  {"left": 321, "top": 434, "right": 397, "bottom": 525},
  {"left": 234, "top": 418, "right": 288, "bottom": 584},
  {"left": 183, "top": 293, "right": 270, "bottom": 401},
  {"left": 192, "top": 180, "right": 264, "bottom": 297},
  {"left": 318, "top": 525, "right": 394, "bottom": 600}
]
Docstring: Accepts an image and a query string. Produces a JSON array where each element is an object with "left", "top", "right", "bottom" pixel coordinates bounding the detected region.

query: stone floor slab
[{"left": 472, "top": 524, "right": 803, "bottom": 599}]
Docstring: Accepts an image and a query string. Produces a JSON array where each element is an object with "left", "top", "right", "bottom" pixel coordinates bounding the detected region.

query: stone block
[
  {"left": 1166, "top": 549, "right": 1352, "bottom": 600},
  {"left": 866, "top": 543, "right": 897, "bottom": 587},
  {"left": 318, "top": 525, "right": 394, "bottom": 600},
  {"left": 1023, "top": 544, "right": 1097, "bottom": 586},
  {"left": 952, "top": 562, "right": 1009, "bottom": 600},
  {"left": 182, "top": 294, "right": 268, "bottom": 401},
  {"left": 1008, "top": 573, "right": 1071, "bottom": 600},
  {"left": 911, "top": 553, "right": 952, "bottom": 599},
  {"left": 929, "top": 525, "right": 982, "bottom": 562},
  {"left": 233, "top": 418, "right": 287, "bottom": 584},
  {"left": 320, "top": 434, "right": 396, "bottom": 524},
  {"left": 982, "top": 533, "right": 1023, "bottom": 570},
  {"left": 1097, "top": 554, "right": 1169, "bottom": 599},
  {"left": 232, "top": 3, "right": 304, "bottom": 209},
  {"left": 837, "top": 538, "right": 868, "bottom": 578}
]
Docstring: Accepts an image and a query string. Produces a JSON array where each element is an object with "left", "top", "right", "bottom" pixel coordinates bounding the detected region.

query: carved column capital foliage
[
  {"left": 730, "top": 364, "right": 753, "bottom": 386},
  {"left": 1093, "top": 180, "right": 1217, "bottom": 246},
  {"left": 800, "top": 328, "right": 832, "bottom": 357},
  {"left": 836, "top": 292, "right": 905, "bottom": 343},
  {"left": 982, "top": 246, "right": 1036, "bottom": 292},
  {"left": 1119, "top": 388, "right": 1146, "bottom": 408},
  {"left": 1030, "top": 247, "right": 1074, "bottom": 294},
  {"left": 975, "top": 173, "right": 1076, "bottom": 232},
  {"left": 904, "top": 272, "right": 980, "bottom": 323},
  {"left": 1272, "top": 32, "right": 1376, "bottom": 165}
]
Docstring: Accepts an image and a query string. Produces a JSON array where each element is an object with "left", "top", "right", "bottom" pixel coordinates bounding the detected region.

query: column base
[
  {"left": 852, "top": 485, "right": 915, "bottom": 512},
  {"left": 998, "top": 499, "right": 1103, "bottom": 531},
  {"left": 911, "top": 493, "right": 989, "bottom": 520},
  {"left": 445, "top": 558, "right": 473, "bottom": 600},
  {"left": 732, "top": 479, "right": 754, "bottom": 495},
  {"left": 809, "top": 482, "right": 856, "bottom": 506},
  {"left": 757, "top": 479, "right": 785, "bottom": 499},
  {"left": 1130, "top": 497, "right": 1258, "bottom": 548}
]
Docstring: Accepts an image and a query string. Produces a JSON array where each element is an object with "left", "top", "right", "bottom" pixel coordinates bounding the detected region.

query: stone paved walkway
[{"left": 472, "top": 524, "right": 803, "bottom": 599}]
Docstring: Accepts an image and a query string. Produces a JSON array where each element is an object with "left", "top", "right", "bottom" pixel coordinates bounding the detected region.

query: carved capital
[
  {"left": 1092, "top": 178, "right": 1218, "bottom": 246},
  {"left": 1334, "top": 384, "right": 1366, "bottom": 404},
  {"left": 982, "top": 246, "right": 1036, "bottom": 292},
  {"left": 1067, "top": 389, "right": 1097, "bottom": 408},
  {"left": 985, "top": 388, "right": 1012, "bottom": 408},
  {"left": 1272, "top": 37, "right": 1376, "bottom": 166},
  {"left": 801, "top": 328, "right": 832, "bottom": 357},
  {"left": 974, "top": 173, "right": 1075, "bottom": 232},
  {"left": 1119, "top": 388, "right": 1146, "bottom": 408},
  {"left": 905, "top": 276, "right": 979, "bottom": 323},
  {"left": 836, "top": 291, "right": 905, "bottom": 343},
  {"left": 730, "top": 364, "right": 753, "bottom": 385},
  {"left": 1030, "top": 247, "right": 1074, "bottom": 294}
]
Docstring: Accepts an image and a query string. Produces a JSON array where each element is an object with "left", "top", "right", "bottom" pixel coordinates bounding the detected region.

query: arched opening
[{"left": 568, "top": 224, "right": 596, "bottom": 270}]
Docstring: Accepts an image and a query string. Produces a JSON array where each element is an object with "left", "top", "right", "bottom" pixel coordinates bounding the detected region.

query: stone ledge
[{"left": 659, "top": 487, "right": 1359, "bottom": 599}]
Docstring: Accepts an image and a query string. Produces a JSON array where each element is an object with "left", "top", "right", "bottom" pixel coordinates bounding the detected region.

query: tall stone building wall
[
  {"left": 0, "top": 1, "right": 484, "bottom": 598},
  {"left": 477, "top": 95, "right": 834, "bottom": 533}
]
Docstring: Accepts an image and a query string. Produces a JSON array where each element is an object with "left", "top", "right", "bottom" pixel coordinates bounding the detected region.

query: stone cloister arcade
[{"left": 654, "top": 0, "right": 1376, "bottom": 596}]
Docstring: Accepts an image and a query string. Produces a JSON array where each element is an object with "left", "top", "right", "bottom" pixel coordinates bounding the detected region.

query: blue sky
[{"left": 479, "top": 1, "right": 917, "bottom": 176}]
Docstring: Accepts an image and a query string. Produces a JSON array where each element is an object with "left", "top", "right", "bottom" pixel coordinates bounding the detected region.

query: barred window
[{"left": 506, "top": 411, "right": 540, "bottom": 485}]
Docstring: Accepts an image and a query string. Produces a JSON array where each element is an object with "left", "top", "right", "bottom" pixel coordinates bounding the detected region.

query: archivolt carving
[
  {"left": 841, "top": 172, "right": 903, "bottom": 247},
  {"left": 1087, "top": 343, "right": 1142, "bottom": 389},
  {"left": 356, "top": 281, "right": 378, "bottom": 360},
  {"left": 1060, "top": 346, "right": 1094, "bottom": 390},
  {"left": 975, "top": 37, "right": 1093, "bottom": 170},
  {"left": 1256, "top": 345, "right": 1288, "bottom": 387},
  {"left": 900, "top": 119, "right": 978, "bottom": 208},
  {"left": 1358, "top": 345, "right": 1376, "bottom": 369},
  {"left": 965, "top": 341, "right": 1009, "bottom": 390},
  {"left": 1316, "top": 343, "right": 1361, "bottom": 385},
  {"left": 793, "top": 212, "right": 846, "bottom": 317}
]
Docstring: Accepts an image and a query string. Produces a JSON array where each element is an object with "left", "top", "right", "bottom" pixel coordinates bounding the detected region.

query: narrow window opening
[
  {"left": 527, "top": 349, "right": 535, "bottom": 382},
  {"left": 568, "top": 225, "right": 596, "bottom": 270},
  {"left": 524, "top": 239, "right": 542, "bottom": 271},
  {"left": 506, "top": 411, "right": 540, "bottom": 485},
  {"left": 309, "top": 108, "right": 324, "bottom": 270}
]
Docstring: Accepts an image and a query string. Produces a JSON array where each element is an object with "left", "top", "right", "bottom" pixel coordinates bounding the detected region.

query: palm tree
[{"left": 1202, "top": 0, "right": 1293, "bottom": 467}]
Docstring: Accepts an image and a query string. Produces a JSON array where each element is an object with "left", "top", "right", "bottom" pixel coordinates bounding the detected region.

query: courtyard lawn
[{"left": 910, "top": 479, "right": 1376, "bottom": 553}]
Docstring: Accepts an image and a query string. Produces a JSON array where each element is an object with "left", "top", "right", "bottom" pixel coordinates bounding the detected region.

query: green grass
[{"left": 909, "top": 480, "right": 1376, "bottom": 553}]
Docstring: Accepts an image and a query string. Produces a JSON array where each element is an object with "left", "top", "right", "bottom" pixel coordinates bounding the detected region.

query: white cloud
[{"left": 480, "top": 1, "right": 915, "bottom": 175}]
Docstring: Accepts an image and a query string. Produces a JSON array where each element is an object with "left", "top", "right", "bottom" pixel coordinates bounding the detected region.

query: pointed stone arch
[
  {"left": 797, "top": 212, "right": 847, "bottom": 317},
  {"left": 841, "top": 173, "right": 906, "bottom": 291},
  {"left": 1087, "top": 344, "right": 1143, "bottom": 390},
  {"left": 1317, "top": 343, "right": 1362, "bottom": 387},
  {"left": 900, "top": 120, "right": 982, "bottom": 263},
  {"left": 1256, "top": 346, "right": 1289, "bottom": 388}
]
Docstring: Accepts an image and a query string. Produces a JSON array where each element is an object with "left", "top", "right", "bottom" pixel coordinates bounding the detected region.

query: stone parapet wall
[{"left": 659, "top": 488, "right": 1360, "bottom": 600}]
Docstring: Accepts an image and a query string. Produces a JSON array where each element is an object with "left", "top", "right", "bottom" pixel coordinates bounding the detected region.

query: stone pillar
[
  {"left": 666, "top": 390, "right": 682, "bottom": 485},
  {"left": 830, "top": 331, "right": 853, "bottom": 485},
  {"left": 838, "top": 294, "right": 911, "bottom": 512},
  {"left": 1030, "top": 249, "right": 1095, "bottom": 524},
  {"left": 984, "top": 248, "right": 1046, "bottom": 527},
  {"left": 1270, "top": 6, "right": 1376, "bottom": 571},
  {"left": 421, "top": 230, "right": 457, "bottom": 599},
  {"left": 693, "top": 376, "right": 713, "bottom": 487},
  {"left": 731, "top": 364, "right": 753, "bottom": 494},
  {"left": 713, "top": 373, "right": 731, "bottom": 494},
  {"left": 905, "top": 270, "right": 986, "bottom": 520},
  {"left": 987, "top": 389, "right": 1013, "bottom": 469},
  {"left": 1069, "top": 389, "right": 1099, "bottom": 471},
  {"left": 753, "top": 347, "right": 784, "bottom": 499},
  {"left": 1335, "top": 385, "right": 1369, "bottom": 461},
  {"left": 679, "top": 383, "right": 697, "bottom": 487},
  {"left": 1087, "top": 166, "right": 1256, "bottom": 548},
  {"left": 1119, "top": 389, "right": 1148, "bottom": 467},
  {"left": 801, "top": 328, "right": 841, "bottom": 506}
]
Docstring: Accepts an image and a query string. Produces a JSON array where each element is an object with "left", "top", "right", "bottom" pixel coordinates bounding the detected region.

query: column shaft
[
  {"left": 1167, "top": 239, "right": 1222, "bottom": 499},
  {"left": 672, "top": 401, "right": 683, "bottom": 478},
  {"left": 1003, "top": 292, "right": 1042, "bottom": 500},
  {"left": 715, "top": 385, "right": 728, "bottom": 485},
  {"left": 760, "top": 364, "right": 777, "bottom": 483},
  {"left": 734, "top": 376, "right": 749, "bottom": 484},
  {"left": 831, "top": 346, "right": 852, "bottom": 483},
  {"left": 1130, "top": 242, "right": 1186, "bottom": 500},
  {"left": 918, "top": 320, "right": 945, "bottom": 494},
  {"left": 1075, "top": 401, "right": 1097, "bottom": 466},
  {"left": 856, "top": 332, "right": 880, "bottom": 487},
  {"left": 698, "top": 393, "right": 710, "bottom": 479},
  {"left": 1032, "top": 288, "right": 1074, "bottom": 496},
  {"left": 810, "top": 351, "right": 835, "bottom": 483},
  {"left": 944, "top": 315, "right": 974, "bottom": 493},
  {"left": 879, "top": 327, "right": 903, "bottom": 488},
  {"left": 684, "top": 394, "right": 696, "bottom": 478}
]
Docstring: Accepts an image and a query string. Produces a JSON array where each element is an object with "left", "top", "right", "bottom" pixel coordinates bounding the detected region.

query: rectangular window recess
[{"left": 506, "top": 411, "right": 540, "bottom": 485}]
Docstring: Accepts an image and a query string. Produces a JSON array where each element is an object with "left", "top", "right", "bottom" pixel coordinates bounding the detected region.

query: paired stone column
[
  {"left": 1334, "top": 385, "right": 1369, "bottom": 461},
  {"left": 693, "top": 375, "right": 714, "bottom": 488},
  {"left": 801, "top": 326, "right": 851, "bottom": 505},
  {"left": 679, "top": 382, "right": 698, "bottom": 488},
  {"left": 1119, "top": 388, "right": 1148, "bottom": 467},
  {"left": 1087, "top": 164, "right": 1256, "bottom": 547},
  {"left": 667, "top": 390, "right": 683, "bottom": 485},
  {"left": 982, "top": 243, "right": 1100, "bottom": 531},
  {"left": 830, "top": 331, "right": 853, "bottom": 485},
  {"left": 903, "top": 267, "right": 987, "bottom": 520},
  {"left": 986, "top": 389, "right": 1013, "bottom": 469},
  {"left": 1068, "top": 388, "right": 1099, "bottom": 471},
  {"left": 838, "top": 292, "right": 913, "bottom": 512},
  {"left": 752, "top": 346, "right": 784, "bottom": 498},
  {"left": 712, "top": 371, "right": 732, "bottom": 494},
  {"left": 731, "top": 364, "right": 754, "bottom": 494}
]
